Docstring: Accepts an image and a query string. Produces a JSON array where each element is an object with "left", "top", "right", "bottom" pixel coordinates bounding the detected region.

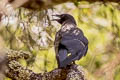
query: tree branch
[
  {"left": 6, "top": 50, "right": 86, "bottom": 80},
  {"left": 9, "top": 0, "right": 120, "bottom": 10},
  {"left": 0, "top": 0, "right": 120, "bottom": 21}
]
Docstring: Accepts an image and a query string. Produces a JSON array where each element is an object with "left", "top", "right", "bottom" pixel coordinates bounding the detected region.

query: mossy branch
[{"left": 6, "top": 50, "right": 86, "bottom": 80}]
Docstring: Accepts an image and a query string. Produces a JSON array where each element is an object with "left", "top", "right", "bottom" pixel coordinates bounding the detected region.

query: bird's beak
[{"left": 52, "top": 14, "right": 61, "bottom": 21}]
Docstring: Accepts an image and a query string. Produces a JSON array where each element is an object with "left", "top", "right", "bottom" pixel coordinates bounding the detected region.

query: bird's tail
[
  {"left": 59, "top": 45, "right": 88, "bottom": 68},
  {"left": 60, "top": 52, "right": 83, "bottom": 68},
  {"left": 57, "top": 48, "right": 68, "bottom": 68}
]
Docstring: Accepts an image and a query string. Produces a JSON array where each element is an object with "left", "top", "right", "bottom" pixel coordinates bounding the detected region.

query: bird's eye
[{"left": 61, "top": 15, "right": 64, "bottom": 18}]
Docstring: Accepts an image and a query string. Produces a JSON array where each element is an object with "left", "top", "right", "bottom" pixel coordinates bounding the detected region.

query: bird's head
[{"left": 52, "top": 14, "right": 76, "bottom": 25}]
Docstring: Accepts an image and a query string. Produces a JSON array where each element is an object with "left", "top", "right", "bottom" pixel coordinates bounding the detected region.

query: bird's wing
[
  {"left": 72, "top": 28, "right": 88, "bottom": 45},
  {"left": 77, "top": 28, "right": 88, "bottom": 56},
  {"left": 60, "top": 28, "right": 88, "bottom": 56}
]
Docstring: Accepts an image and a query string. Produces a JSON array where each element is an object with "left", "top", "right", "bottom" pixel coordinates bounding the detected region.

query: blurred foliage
[{"left": 0, "top": 1, "right": 120, "bottom": 80}]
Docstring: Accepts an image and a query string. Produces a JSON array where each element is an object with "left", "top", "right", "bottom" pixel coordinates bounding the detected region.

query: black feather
[{"left": 54, "top": 14, "right": 88, "bottom": 68}]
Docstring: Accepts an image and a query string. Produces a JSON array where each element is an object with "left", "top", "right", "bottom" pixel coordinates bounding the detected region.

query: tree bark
[
  {"left": 8, "top": 0, "right": 120, "bottom": 10},
  {"left": 0, "top": 0, "right": 119, "bottom": 18},
  {"left": 6, "top": 50, "right": 86, "bottom": 80}
]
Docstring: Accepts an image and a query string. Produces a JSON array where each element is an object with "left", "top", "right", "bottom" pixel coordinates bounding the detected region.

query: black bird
[{"left": 53, "top": 14, "right": 88, "bottom": 68}]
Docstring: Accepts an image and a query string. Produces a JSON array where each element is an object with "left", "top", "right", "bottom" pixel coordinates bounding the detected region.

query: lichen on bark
[{"left": 5, "top": 49, "right": 86, "bottom": 80}]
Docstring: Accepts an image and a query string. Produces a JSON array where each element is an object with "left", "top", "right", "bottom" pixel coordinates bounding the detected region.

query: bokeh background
[{"left": 0, "top": 1, "right": 120, "bottom": 80}]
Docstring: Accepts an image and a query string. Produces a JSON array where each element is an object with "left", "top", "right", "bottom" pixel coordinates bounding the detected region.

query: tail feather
[
  {"left": 57, "top": 48, "right": 67, "bottom": 68},
  {"left": 59, "top": 45, "right": 88, "bottom": 68}
]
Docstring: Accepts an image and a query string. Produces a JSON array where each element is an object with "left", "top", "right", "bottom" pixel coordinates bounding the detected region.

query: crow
[{"left": 53, "top": 14, "right": 88, "bottom": 68}]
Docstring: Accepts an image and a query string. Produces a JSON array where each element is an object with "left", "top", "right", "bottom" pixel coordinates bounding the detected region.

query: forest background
[{"left": 0, "top": 0, "right": 120, "bottom": 80}]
